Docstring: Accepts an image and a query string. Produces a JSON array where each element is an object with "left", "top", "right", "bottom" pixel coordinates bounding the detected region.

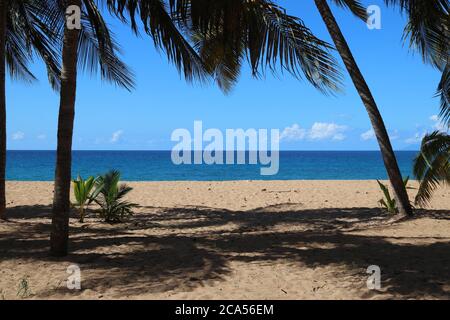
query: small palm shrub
[
  {"left": 377, "top": 180, "right": 397, "bottom": 214},
  {"left": 73, "top": 176, "right": 99, "bottom": 223},
  {"left": 94, "top": 170, "right": 136, "bottom": 223},
  {"left": 377, "top": 177, "right": 414, "bottom": 214}
]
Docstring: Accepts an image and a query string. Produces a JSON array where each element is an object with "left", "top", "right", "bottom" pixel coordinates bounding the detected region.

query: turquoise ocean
[{"left": 7, "top": 151, "right": 418, "bottom": 181}]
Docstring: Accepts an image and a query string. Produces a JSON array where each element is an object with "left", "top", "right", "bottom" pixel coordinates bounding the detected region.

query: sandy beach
[{"left": 0, "top": 180, "right": 449, "bottom": 300}]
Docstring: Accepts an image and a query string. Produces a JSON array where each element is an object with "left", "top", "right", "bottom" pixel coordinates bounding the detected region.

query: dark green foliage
[
  {"left": 377, "top": 177, "right": 414, "bottom": 214},
  {"left": 413, "top": 131, "right": 450, "bottom": 207},
  {"left": 72, "top": 176, "right": 100, "bottom": 222},
  {"left": 94, "top": 170, "right": 137, "bottom": 223},
  {"left": 167, "top": 0, "right": 343, "bottom": 93}
]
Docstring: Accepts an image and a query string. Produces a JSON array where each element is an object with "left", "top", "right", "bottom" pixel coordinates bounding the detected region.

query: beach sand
[{"left": 0, "top": 180, "right": 449, "bottom": 300}]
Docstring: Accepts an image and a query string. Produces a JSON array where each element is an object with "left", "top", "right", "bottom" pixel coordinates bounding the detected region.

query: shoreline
[
  {"left": 4, "top": 179, "right": 423, "bottom": 182},
  {"left": 5, "top": 180, "right": 449, "bottom": 211}
]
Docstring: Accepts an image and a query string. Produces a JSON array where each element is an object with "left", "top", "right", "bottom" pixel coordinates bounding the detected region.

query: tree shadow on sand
[{"left": 1, "top": 204, "right": 449, "bottom": 298}]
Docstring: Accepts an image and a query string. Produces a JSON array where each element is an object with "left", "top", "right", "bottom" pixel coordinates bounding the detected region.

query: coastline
[{"left": 5, "top": 180, "right": 449, "bottom": 211}]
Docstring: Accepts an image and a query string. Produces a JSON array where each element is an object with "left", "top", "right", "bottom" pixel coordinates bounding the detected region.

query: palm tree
[
  {"left": 50, "top": 0, "right": 215, "bottom": 256},
  {"left": 413, "top": 69, "right": 449, "bottom": 207},
  {"left": 94, "top": 170, "right": 136, "bottom": 223},
  {"left": 50, "top": 0, "right": 342, "bottom": 256},
  {"left": 50, "top": 0, "right": 135, "bottom": 256},
  {"left": 70, "top": 1, "right": 445, "bottom": 221},
  {"left": 168, "top": 0, "right": 414, "bottom": 214},
  {"left": 312, "top": 0, "right": 414, "bottom": 216},
  {"left": 0, "top": 0, "right": 61, "bottom": 220},
  {"left": 388, "top": 1, "right": 449, "bottom": 205},
  {"left": 413, "top": 131, "right": 450, "bottom": 206},
  {"left": 0, "top": 1, "right": 7, "bottom": 220}
]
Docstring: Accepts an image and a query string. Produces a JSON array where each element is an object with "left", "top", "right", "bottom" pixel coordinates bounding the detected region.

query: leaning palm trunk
[
  {"left": 314, "top": 0, "right": 413, "bottom": 216},
  {"left": 0, "top": 1, "right": 7, "bottom": 220},
  {"left": 50, "top": 0, "right": 81, "bottom": 256}
]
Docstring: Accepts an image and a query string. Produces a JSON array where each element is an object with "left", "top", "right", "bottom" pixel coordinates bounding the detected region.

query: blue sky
[{"left": 6, "top": 0, "right": 444, "bottom": 151}]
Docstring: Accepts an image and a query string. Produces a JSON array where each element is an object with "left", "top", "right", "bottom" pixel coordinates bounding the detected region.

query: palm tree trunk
[
  {"left": 0, "top": 0, "right": 7, "bottom": 220},
  {"left": 50, "top": 0, "right": 81, "bottom": 256},
  {"left": 79, "top": 206, "right": 84, "bottom": 223},
  {"left": 314, "top": 0, "right": 413, "bottom": 216}
]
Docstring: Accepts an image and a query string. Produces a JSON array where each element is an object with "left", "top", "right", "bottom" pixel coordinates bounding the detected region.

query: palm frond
[
  {"left": 94, "top": 170, "right": 136, "bottom": 223},
  {"left": 384, "top": 0, "right": 449, "bottom": 69},
  {"left": 6, "top": 0, "right": 62, "bottom": 89},
  {"left": 105, "top": 0, "right": 208, "bottom": 83},
  {"left": 437, "top": 64, "right": 450, "bottom": 126},
  {"left": 331, "top": 0, "right": 367, "bottom": 20},
  {"left": 189, "top": 29, "right": 243, "bottom": 93},
  {"left": 170, "top": 0, "right": 343, "bottom": 93},
  {"left": 4, "top": 24, "right": 36, "bottom": 83},
  {"left": 413, "top": 131, "right": 450, "bottom": 206},
  {"left": 80, "top": 0, "right": 135, "bottom": 90}
]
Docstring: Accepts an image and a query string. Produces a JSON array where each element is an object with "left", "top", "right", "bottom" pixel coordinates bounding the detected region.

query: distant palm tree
[
  {"left": 413, "top": 131, "right": 449, "bottom": 206},
  {"left": 0, "top": 0, "right": 61, "bottom": 220}
]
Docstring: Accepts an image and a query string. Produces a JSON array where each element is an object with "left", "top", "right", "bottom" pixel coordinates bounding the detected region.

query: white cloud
[
  {"left": 403, "top": 115, "right": 449, "bottom": 145},
  {"left": 361, "top": 129, "right": 375, "bottom": 141},
  {"left": 332, "top": 133, "right": 346, "bottom": 141},
  {"left": 390, "top": 130, "right": 399, "bottom": 140},
  {"left": 309, "top": 122, "right": 348, "bottom": 141},
  {"left": 280, "top": 124, "right": 307, "bottom": 141},
  {"left": 12, "top": 131, "right": 25, "bottom": 140},
  {"left": 430, "top": 114, "right": 447, "bottom": 132},
  {"left": 361, "top": 129, "right": 399, "bottom": 141},
  {"left": 281, "top": 122, "right": 348, "bottom": 142},
  {"left": 110, "top": 130, "right": 124, "bottom": 143},
  {"left": 405, "top": 131, "right": 426, "bottom": 144},
  {"left": 433, "top": 122, "right": 446, "bottom": 132},
  {"left": 430, "top": 115, "right": 439, "bottom": 122}
]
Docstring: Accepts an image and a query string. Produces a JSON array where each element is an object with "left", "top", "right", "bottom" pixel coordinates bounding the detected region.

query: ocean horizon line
[{"left": 6, "top": 149, "right": 420, "bottom": 152}]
